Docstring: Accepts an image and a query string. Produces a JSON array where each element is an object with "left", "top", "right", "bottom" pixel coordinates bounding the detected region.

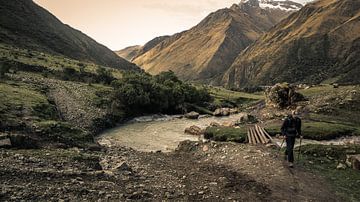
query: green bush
[
  {"left": 204, "top": 126, "right": 248, "bottom": 143},
  {"left": 111, "top": 71, "right": 212, "bottom": 115}
]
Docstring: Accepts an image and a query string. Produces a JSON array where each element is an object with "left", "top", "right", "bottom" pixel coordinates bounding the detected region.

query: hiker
[{"left": 281, "top": 111, "right": 302, "bottom": 168}]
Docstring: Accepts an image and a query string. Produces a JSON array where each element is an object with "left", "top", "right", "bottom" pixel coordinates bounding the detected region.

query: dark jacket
[{"left": 281, "top": 116, "right": 301, "bottom": 137}]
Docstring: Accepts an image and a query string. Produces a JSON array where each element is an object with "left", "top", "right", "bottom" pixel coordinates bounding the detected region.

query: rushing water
[
  {"left": 98, "top": 114, "right": 246, "bottom": 152},
  {"left": 99, "top": 114, "right": 360, "bottom": 152}
]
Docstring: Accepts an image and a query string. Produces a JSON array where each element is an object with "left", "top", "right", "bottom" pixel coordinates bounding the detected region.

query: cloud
[{"left": 142, "top": 0, "right": 237, "bottom": 16}]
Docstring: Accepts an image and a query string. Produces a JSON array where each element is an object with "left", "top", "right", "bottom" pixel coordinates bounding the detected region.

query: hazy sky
[{"left": 34, "top": 0, "right": 310, "bottom": 50}]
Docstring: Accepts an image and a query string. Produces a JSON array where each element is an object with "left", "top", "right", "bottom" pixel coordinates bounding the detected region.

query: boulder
[
  {"left": 336, "top": 163, "right": 347, "bottom": 170},
  {"left": 222, "top": 121, "right": 235, "bottom": 127},
  {"left": 0, "top": 138, "right": 11, "bottom": 148},
  {"left": 346, "top": 155, "right": 360, "bottom": 170},
  {"left": 210, "top": 122, "right": 220, "bottom": 127},
  {"left": 184, "top": 111, "right": 200, "bottom": 119},
  {"left": 114, "top": 161, "right": 132, "bottom": 172},
  {"left": 265, "top": 83, "right": 306, "bottom": 108},
  {"left": 9, "top": 134, "right": 38, "bottom": 149},
  {"left": 213, "top": 108, "right": 230, "bottom": 117},
  {"left": 236, "top": 113, "right": 257, "bottom": 125},
  {"left": 185, "top": 125, "right": 204, "bottom": 136}
]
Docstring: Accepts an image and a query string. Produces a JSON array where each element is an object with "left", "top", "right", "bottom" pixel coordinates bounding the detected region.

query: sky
[{"left": 34, "top": 0, "right": 310, "bottom": 50}]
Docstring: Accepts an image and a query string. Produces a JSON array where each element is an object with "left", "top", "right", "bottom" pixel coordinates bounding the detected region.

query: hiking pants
[{"left": 285, "top": 136, "right": 296, "bottom": 163}]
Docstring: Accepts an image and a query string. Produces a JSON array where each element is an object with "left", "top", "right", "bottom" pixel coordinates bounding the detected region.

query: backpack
[{"left": 285, "top": 117, "right": 298, "bottom": 136}]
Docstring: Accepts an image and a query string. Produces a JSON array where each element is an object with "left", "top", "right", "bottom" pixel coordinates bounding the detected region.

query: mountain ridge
[
  {"left": 130, "top": 0, "right": 299, "bottom": 83},
  {"left": 0, "top": 0, "right": 138, "bottom": 70},
  {"left": 223, "top": 0, "right": 360, "bottom": 88}
]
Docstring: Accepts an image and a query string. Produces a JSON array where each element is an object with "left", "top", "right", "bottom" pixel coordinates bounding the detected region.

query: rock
[
  {"left": 184, "top": 111, "right": 200, "bottom": 119},
  {"left": 229, "top": 108, "right": 239, "bottom": 114},
  {"left": 336, "top": 163, "right": 347, "bottom": 170},
  {"left": 9, "top": 134, "right": 38, "bottom": 149},
  {"left": 184, "top": 125, "right": 204, "bottom": 136},
  {"left": 236, "top": 113, "right": 257, "bottom": 124},
  {"left": 265, "top": 143, "right": 278, "bottom": 149},
  {"left": 113, "top": 162, "right": 132, "bottom": 172},
  {"left": 222, "top": 121, "right": 235, "bottom": 127},
  {"left": 213, "top": 108, "right": 230, "bottom": 116},
  {"left": 210, "top": 122, "right": 220, "bottom": 127},
  {"left": 265, "top": 83, "right": 306, "bottom": 108},
  {"left": 202, "top": 145, "right": 209, "bottom": 152},
  {"left": 346, "top": 155, "right": 360, "bottom": 170},
  {"left": 0, "top": 138, "right": 11, "bottom": 148}
]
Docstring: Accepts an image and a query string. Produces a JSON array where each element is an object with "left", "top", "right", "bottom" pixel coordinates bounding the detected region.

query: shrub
[{"left": 111, "top": 71, "right": 211, "bottom": 115}]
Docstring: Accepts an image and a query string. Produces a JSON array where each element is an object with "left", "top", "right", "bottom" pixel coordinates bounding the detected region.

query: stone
[
  {"left": 265, "top": 143, "right": 278, "bottom": 149},
  {"left": 113, "top": 162, "right": 132, "bottom": 172},
  {"left": 213, "top": 108, "right": 231, "bottom": 116},
  {"left": 236, "top": 113, "right": 257, "bottom": 124},
  {"left": 210, "top": 122, "right": 220, "bottom": 127},
  {"left": 336, "top": 163, "right": 347, "bottom": 170},
  {"left": 184, "top": 125, "right": 204, "bottom": 136},
  {"left": 222, "top": 121, "right": 235, "bottom": 127},
  {"left": 0, "top": 138, "right": 12, "bottom": 148},
  {"left": 9, "top": 134, "right": 38, "bottom": 149},
  {"left": 202, "top": 145, "right": 209, "bottom": 152},
  {"left": 265, "top": 83, "right": 306, "bottom": 108},
  {"left": 346, "top": 155, "right": 360, "bottom": 170},
  {"left": 184, "top": 111, "right": 200, "bottom": 119}
]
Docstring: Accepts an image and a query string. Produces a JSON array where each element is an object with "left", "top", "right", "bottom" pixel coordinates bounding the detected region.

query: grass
[
  {"left": 299, "top": 144, "right": 360, "bottom": 201},
  {"left": 298, "top": 84, "right": 357, "bottom": 97},
  {"left": 265, "top": 121, "right": 360, "bottom": 140},
  {"left": 204, "top": 126, "right": 248, "bottom": 143},
  {"left": 0, "top": 80, "right": 55, "bottom": 125},
  {"left": 0, "top": 43, "right": 123, "bottom": 79}
]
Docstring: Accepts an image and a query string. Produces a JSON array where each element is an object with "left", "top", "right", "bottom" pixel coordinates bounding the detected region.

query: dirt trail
[{"left": 0, "top": 140, "right": 340, "bottom": 201}]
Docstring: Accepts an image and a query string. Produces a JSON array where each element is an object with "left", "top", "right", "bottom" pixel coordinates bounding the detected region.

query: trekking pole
[
  {"left": 298, "top": 136, "right": 303, "bottom": 161},
  {"left": 277, "top": 137, "right": 285, "bottom": 157}
]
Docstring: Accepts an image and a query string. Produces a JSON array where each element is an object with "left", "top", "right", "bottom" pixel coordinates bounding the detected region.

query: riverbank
[{"left": 0, "top": 140, "right": 343, "bottom": 201}]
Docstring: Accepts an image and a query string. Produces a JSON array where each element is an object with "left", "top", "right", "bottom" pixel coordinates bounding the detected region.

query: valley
[{"left": 1, "top": 0, "right": 360, "bottom": 201}]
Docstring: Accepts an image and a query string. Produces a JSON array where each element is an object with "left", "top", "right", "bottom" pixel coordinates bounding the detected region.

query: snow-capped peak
[{"left": 240, "top": 0, "right": 303, "bottom": 12}]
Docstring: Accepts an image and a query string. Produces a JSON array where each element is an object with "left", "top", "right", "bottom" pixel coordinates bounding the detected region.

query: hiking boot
[{"left": 289, "top": 162, "right": 294, "bottom": 168}]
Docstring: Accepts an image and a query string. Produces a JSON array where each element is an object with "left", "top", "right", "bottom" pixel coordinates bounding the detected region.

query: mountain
[
  {"left": 223, "top": 0, "right": 360, "bottom": 88},
  {"left": 115, "top": 45, "right": 142, "bottom": 61},
  {"left": 132, "top": 0, "right": 301, "bottom": 84},
  {"left": 115, "top": 36, "right": 170, "bottom": 62},
  {"left": 0, "top": 0, "right": 137, "bottom": 70}
]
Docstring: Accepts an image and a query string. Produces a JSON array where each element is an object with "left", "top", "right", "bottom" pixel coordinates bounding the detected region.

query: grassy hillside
[
  {"left": 0, "top": 0, "right": 138, "bottom": 70},
  {"left": 224, "top": 0, "right": 360, "bottom": 88},
  {"left": 0, "top": 43, "right": 214, "bottom": 148}
]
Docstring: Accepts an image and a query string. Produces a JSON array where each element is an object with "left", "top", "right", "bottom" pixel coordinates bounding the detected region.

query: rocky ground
[{"left": 0, "top": 140, "right": 340, "bottom": 201}]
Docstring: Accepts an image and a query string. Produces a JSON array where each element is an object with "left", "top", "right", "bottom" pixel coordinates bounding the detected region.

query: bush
[
  {"left": 96, "top": 66, "right": 114, "bottom": 84},
  {"left": 204, "top": 126, "right": 248, "bottom": 143},
  {"left": 111, "top": 71, "right": 212, "bottom": 115}
]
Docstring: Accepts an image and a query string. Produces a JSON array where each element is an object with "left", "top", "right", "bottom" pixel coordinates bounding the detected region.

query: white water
[
  {"left": 99, "top": 114, "right": 360, "bottom": 152},
  {"left": 98, "top": 114, "right": 246, "bottom": 152}
]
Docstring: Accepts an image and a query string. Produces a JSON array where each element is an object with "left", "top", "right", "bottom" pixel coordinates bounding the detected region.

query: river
[{"left": 98, "top": 114, "right": 360, "bottom": 152}]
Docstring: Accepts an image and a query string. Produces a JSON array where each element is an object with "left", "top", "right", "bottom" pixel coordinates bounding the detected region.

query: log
[
  {"left": 256, "top": 125, "right": 270, "bottom": 144},
  {"left": 261, "top": 127, "right": 274, "bottom": 142},
  {"left": 249, "top": 127, "right": 256, "bottom": 144},
  {"left": 247, "top": 128, "right": 253, "bottom": 144},
  {"left": 251, "top": 127, "right": 260, "bottom": 144}
]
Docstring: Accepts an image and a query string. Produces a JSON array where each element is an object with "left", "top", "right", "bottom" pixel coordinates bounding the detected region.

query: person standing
[{"left": 281, "top": 111, "right": 302, "bottom": 168}]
